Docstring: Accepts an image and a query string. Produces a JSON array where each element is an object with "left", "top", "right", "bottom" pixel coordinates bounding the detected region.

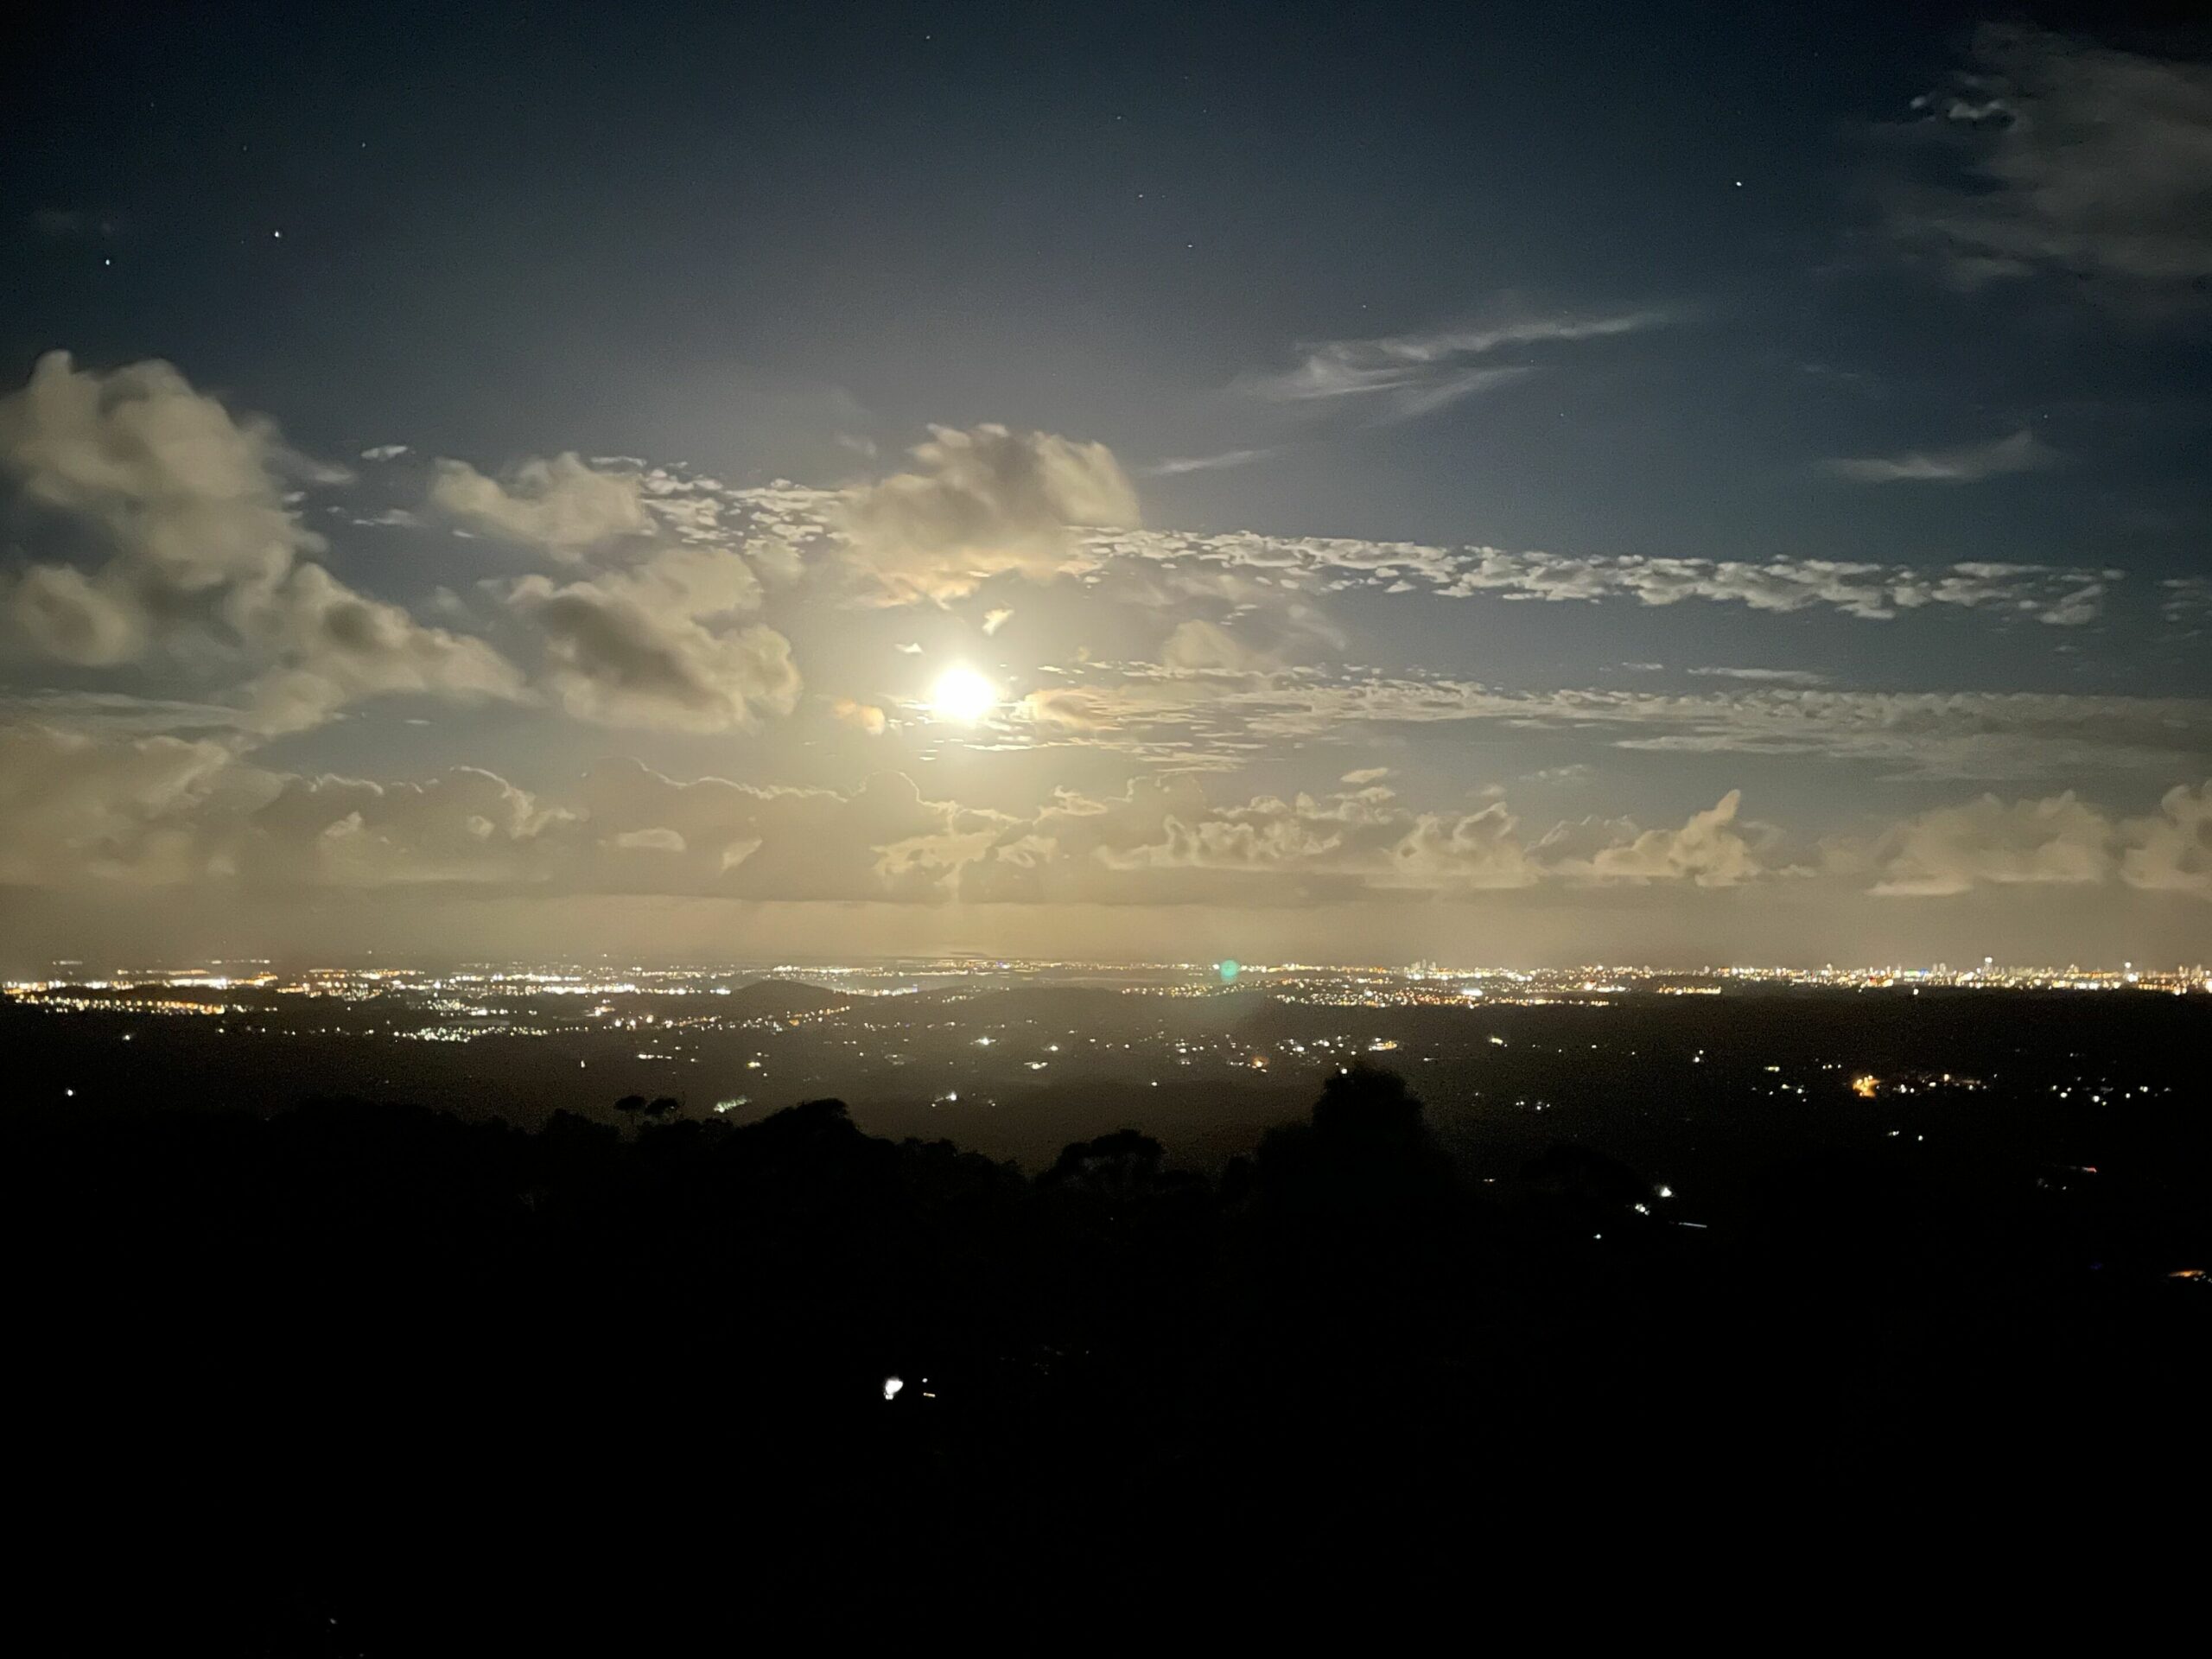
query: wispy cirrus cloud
[
  {"left": 1688, "top": 666, "right": 1831, "bottom": 687},
  {"left": 1142, "top": 446, "right": 1281, "bottom": 477},
  {"left": 1234, "top": 307, "right": 1673, "bottom": 425},
  {"left": 1823, "top": 428, "right": 2058, "bottom": 484},
  {"left": 1879, "top": 26, "right": 2212, "bottom": 305},
  {"left": 2164, "top": 577, "right": 2212, "bottom": 630}
]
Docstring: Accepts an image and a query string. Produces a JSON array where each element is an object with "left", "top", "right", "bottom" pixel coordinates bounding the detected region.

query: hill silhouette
[{"left": 12, "top": 1059, "right": 2205, "bottom": 1645}]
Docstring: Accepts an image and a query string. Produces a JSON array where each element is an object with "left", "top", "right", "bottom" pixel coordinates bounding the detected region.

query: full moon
[{"left": 930, "top": 666, "right": 999, "bottom": 723}]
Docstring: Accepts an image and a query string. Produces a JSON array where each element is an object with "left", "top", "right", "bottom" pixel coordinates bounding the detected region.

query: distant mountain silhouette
[{"left": 724, "top": 977, "right": 852, "bottom": 1018}]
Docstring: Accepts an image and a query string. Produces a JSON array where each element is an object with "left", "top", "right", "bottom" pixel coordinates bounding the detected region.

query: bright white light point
[
  {"left": 882, "top": 1376, "right": 904, "bottom": 1401},
  {"left": 929, "top": 666, "right": 998, "bottom": 723},
  {"left": 1656, "top": 1185, "right": 1672, "bottom": 1198}
]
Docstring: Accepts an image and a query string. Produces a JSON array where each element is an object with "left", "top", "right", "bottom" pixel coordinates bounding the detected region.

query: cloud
[
  {"left": 959, "top": 776, "right": 1540, "bottom": 905},
  {"left": 1052, "top": 671, "right": 2212, "bottom": 782},
  {"left": 837, "top": 424, "right": 1139, "bottom": 603},
  {"left": 1080, "top": 522, "right": 2118, "bottom": 626},
  {"left": 6, "top": 563, "right": 149, "bottom": 665},
  {"left": 2121, "top": 782, "right": 2212, "bottom": 897},
  {"left": 5, "top": 719, "right": 2202, "bottom": 909},
  {"left": 1847, "top": 782, "right": 2212, "bottom": 900},
  {"left": 1688, "top": 667, "right": 1830, "bottom": 687},
  {"left": 30, "top": 209, "right": 126, "bottom": 242},
  {"left": 1341, "top": 767, "right": 1392, "bottom": 785},
  {"left": 0, "top": 353, "right": 525, "bottom": 730},
  {"left": 1144, "top": 447, "right": 1281, "bottom": 476},
  {"left": 1883, "top": 26, "right": 2212, "bottom": 302},
  {"left": 982, "top": 607, "right": 1014, "bottom": 635},
  {"left": 506, "top": 546, "right": 798, "bottom": 732},
  {"left": 240, "top": 766, "right": 562, "bottom": 887},
  {"left": 429, "top": 467, "right": 2124, "bottom": 630},
  {"left": 961, "top": 780, "right": 1793, "bottom": 904},
  {"left": 1824, "top": 429, "right": 2058, "bottom": 483},
  {"left": 1018, "top": 686, "right": 1120, "bottom": 732},
  {"left": 1570, "top": 791, "right": 1777, "bottom": 887},
  {"left": 575, "top": 760, "right": 986, "bottom": 901},
  {"left": 831, "top": 696, "right": 888, "bottom": 736},
  {"left": 232, "top": 563, "right": 527, "bottom": 736},
  {"left": 428, "top": 452, "right": 650, "bottom": 556},
  {"left": 0, "top": 352, "right": 321, "bottom": 598},
  {"left": 1862, "top": 791, "right": 2119, "bottom": 896},
  {"left": 1236, "top": 308, "right": 1670, "bottom": 425},
  {"left": 2164, "top": 577, "right": 2212, "bottom": 630},
  {"left": 1160, "top": 618, "right": 1276, "bottom": 673},
  {"left": 0, "top": 721, "right": 237, "bottom": 887}
]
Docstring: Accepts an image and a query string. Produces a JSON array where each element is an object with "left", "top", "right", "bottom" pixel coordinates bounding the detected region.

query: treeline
[{"left": 13, "top": 1068, "right": 2207, "bottom": 1648}]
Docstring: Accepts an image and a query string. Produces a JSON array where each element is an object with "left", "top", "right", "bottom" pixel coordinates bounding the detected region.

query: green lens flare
[{"left": 1217, "top": 959, "right": 1240, "bottom": 984}]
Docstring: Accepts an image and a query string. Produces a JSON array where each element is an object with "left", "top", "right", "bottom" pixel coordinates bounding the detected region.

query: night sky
[{"left": 3, "top": 1, "right": 2209, "bottom": 967}]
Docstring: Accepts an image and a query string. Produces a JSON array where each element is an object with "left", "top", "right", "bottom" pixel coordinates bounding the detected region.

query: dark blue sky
[{"left": 10, "top": 3, "right": 2207, "bottom": 549}]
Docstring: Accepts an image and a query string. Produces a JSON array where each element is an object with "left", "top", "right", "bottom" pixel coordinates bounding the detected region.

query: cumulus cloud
[
  {"left": 233, "top": 563, "right": 527, "bottom": 736},
  {"left": 1824, "top": 429, "right": 2058, "bottom": 483},
  {"left": 1864, "top": 791, "right": 2119, "bottom": 895},
  {"left": 2119, "top": 782, "right": 2212, "bottom": 898},
  {"left": 428, "top": 452, "right": 650, "bottom": 556},
  {"left": 6, "top": 563, "right": 149, "bottom": 665},
  {"left": 831, "top": 696, "right": 888, "bottom": 736},
  {"left": 506, "top": 546, "right": 798, "bottom": 732},
  {"left": 575, "top": 759, "right": 988, "bottom": 901},
  {"left": 1883, "top": 26, "right": 2212, "bottom": 302},
  {"left": 1567, "top": 791, "right": 1777, "bottom": 887},
  {"left": 958, "top": 778, "right": 1779, "bottom": 905},
  {"left": 0, "top": 353, "right": 525, "bottom": 731},
  {"left": 241, "top": 766, "right": 561, "bottom": 887},
  {"left": 0, "top": 721, "right": 236, "bottom": 887},
  {"left": 4, "top": 720, "right": 2203, "bottom": 909},
  {"left": 837, "top": 424, "right": 1139, "bottom": 603},
  {"left": 0, "top": 351, "right": 321, "bottom": 596}
]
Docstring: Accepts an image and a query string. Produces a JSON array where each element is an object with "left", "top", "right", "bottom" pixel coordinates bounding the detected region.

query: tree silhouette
[{"left": 1042, "top": 1128, "right": 1166, "bottom": 1190}]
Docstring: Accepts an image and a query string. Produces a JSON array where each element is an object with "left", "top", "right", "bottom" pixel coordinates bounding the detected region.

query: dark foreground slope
[{"left": 13, "top": 1067, "right": 2208, "bottom": 1649}]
